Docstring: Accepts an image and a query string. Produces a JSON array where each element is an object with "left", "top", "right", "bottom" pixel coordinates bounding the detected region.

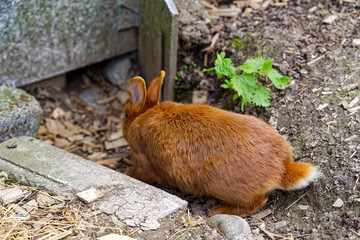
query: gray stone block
[
  {"left": 0, "top": 0, "right": 138, "bottom": 87},
  {"left": 0, "top": 87, "right": 42, "bottom": 142},
  {"left": 0, "top": 136, "right": 187, "bottom": 230}
]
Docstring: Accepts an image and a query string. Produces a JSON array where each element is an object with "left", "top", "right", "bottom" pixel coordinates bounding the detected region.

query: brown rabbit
[{"left": 123, "top": 71, "right": 320, "bottom": 217}]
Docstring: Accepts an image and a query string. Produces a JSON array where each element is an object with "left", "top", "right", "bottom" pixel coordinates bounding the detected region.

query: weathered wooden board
[{"left": 0, "top": 0, "right": 139, "bottom": 86}]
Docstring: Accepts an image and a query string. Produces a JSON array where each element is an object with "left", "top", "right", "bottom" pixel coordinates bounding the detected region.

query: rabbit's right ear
[
  {"left": 146, "top": 71, "right": 165, "bottom": 106},
  {"left": 128, "top": 76, "right": 146, "bottom": 113}
]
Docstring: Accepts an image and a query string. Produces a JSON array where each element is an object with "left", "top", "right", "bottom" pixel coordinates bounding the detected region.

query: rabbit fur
[{"left": 123, "top": 71, "right": 320, "bottom": 217}]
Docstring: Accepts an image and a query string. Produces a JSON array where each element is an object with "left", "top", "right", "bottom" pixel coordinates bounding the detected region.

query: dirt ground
[
  {"left": 23, "top": 0, "right": 359, "bottom": 239},
  {"left": 174, "top": 0, "right": 360, "bottom": 239}
]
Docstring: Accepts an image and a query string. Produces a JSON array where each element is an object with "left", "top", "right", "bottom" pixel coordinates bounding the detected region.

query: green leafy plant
[{"left": 203, "top": 52, "right": 291, "bottom": 111}]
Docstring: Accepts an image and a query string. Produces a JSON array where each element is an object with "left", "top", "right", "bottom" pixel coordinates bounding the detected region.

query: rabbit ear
[
  {"left": 128, "top": 76, "right": 146, "bottom": 112},
  {"left": 146, "top": 71, "right": 165, "bottom": 106}
]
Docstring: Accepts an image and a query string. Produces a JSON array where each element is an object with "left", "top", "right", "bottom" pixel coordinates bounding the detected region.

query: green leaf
[
  {"left": 221, "top": 83, "right": 230, "bottom": 89},
  {"left": 233, "top": 94, "right": 239, "bottom": 100},
  {"left": 201, "top": 67, "right": 215, "bottom": 73},
  {"left": 220, "top": 51, "right": 226, "bottom": 59},
  {"left": 266, "top": 69, "right": 291, "bottom": 88},
  {"left": 215, "top": 58, "right": 236, "bottom": 78},
  {"left": 262, "top": 58, "right": 274, "bottom": 72},
  {"left": 252, "top": 87, "right": 271, "bottom": 107},
  {"left": 240, "top": 57, "right": 266, "bottom": 74},
  {"left": 231, "top": 74, "right": 258, "bottom": 102},
  {"left": 241, "top": 96, "right": 247, "bottom": 111}
]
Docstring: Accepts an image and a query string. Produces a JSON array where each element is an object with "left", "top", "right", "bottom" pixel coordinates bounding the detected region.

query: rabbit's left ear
[
  {"left": 146, "top": 71, "right": 165, "bottom": 106},
  {"left": 128, "top": 76, "right": 146, "bottom": 112}
]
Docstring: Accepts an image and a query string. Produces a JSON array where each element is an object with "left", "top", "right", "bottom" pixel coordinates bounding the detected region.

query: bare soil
[{"left": 174, "top": 0, "right": 360, "bottom": 239}]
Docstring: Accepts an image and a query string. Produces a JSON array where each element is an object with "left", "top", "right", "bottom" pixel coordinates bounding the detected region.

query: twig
[
  {"left": 350, "top": 228, "right": 360, "bottom": 237},
  {"left": 2, "top": 221, "right": 19, "bottom": 240},
  {"left": 285, "top": 191, "right": 308, "bottom": 210}
]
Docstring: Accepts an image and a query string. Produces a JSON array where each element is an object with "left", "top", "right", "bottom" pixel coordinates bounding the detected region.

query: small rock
[
  {"left": 340, "top": 100, "right": 349, "bottom": 109},
  {"left": 318, "top": 47, "right": 327, "bottom": 53},
  {"left": 76, "top": 187, "right": 104, "bottom": 204},
  {"left": 207, "top": 214, "right": 251, "bottom": 239},
  {"left": 348, "top": 96, "right": 359, "bottom": 108},
  {"left": 104, "top": 56, "right": 132, "bottom": 86},
  {"left": 192, "top": 90, "right": 208, "bottom": 104},
  {"left": 79, "top": 88, "right": 102, "bottom": 107},
  {"left": 332, "top": 198, "right": 344, "bottom": 208},
  {"left": 323, "top": 15, "right": 338, "bottom": 24},
  {"left": 352, "top": 39, "right": 360, "bottom": 47},
  {"left": 0, "top": 171, "right": 8, "bottom": 183},
  {"left": 298, "top": 204, "right": 309, "bottom": 210},
  {"left": 316, "top": 104, "right": 328, "bottom": 111}
]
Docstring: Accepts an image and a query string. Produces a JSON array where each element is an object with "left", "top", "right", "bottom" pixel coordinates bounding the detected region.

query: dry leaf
[
  {"left": 109, "top": 131, "right": 123, "bottom": 141},
  {"left": 55, "top": 138, "right": 70, "bottom": 148},
  {"left": 88, "top": 152, "right": 108, "bottom": 160},
  {"left": 104, "top": 138, "right": 128, "bottom": 150},
  {"left": 51, "top": 107, "right": 66, "bottom": 119},
  {"left": 97, "top": 157, "right": 122, "bottom": 169},
  {"left": 38, "top": 125, "right": 48, "bottom": 135}
]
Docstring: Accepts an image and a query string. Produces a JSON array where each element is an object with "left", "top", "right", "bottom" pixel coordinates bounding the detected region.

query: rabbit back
[{"left": 127, "top": 102, "right": 292, "bottom": 203}]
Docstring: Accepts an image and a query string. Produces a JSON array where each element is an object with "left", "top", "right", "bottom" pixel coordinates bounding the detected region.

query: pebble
[
  {"left": 207, "top": 214, "right": 251, "bottom": 239},
  {"left": 352, "top": 39, "right": 360, "bottom": 47},
  {"left": 332, "top": 198, "right": 344, "bottom": 208},
  {"left": 323, "top": 15, "right": 338, "bottom": 24},
  {"left": 348, "top": 96, "right": 359, "bottom": 108},
  {"left": 316, "top": 104, "right": 328, "bottom": 111},
  {"left": 103, "top": 56, "right": 132, "bottom": 86}
]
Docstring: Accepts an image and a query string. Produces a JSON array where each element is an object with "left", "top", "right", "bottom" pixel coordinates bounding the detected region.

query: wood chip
[
  {"left": 323, "top": 15, "right": 338, "bottom": 24},
  {"left": 116, "top": 91, "right": 130, "bottom": 105},
  {"left": 88, "top": 152, "right": 108, "bottom": 160},
  {"left": 97, "top": 234, "right": 136, "bottom": 240},
  {"left": 242, "top": 7, "right": 253, "bottom": 17},
  {"left": 97, "top": 157, "right": 122, "bottom": 169},
  {"left": 251, "top": 208, "right": 272, "bottom": 219},
  {"left": 109, "top": 131, "right": 124, "bottom": 141},
  {"left": 48, "top": 230, "right": 73, "bottom": 240},
  {"left": 344, "top": 135, "right": 358, "bottom": 142},
  {"left": 104, "top": 138, "right": 128, "bottom": 150},
  {"left": 13, "top": 204, "right": 29, "bottom": 217},
  {"left": 67, "top": 134, "right": 84, "bottom": 142},
  {"left": 298, "top": 204, "right": 309, "bottom": 210},
  {"left": 332, "top": 198, "right": 344, "bottom": 208},
  {"left": 37, "top": 192, "right": 58, "bottom": 207},
  {"left": 0, "top": 187, "right": 27, "bottom": 205},
  {"left": 76, "top": 188, "right": 104, "bottom": 203},
  {"left": 22, "top": 199, "right": 38, "bottom": 212},
  {"left": 208, "top": 7, "right": 241, "bottom": 18}
]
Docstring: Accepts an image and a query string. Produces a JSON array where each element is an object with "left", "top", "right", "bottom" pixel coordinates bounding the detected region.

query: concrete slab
[
  {"left": 0, "top": 136, "right": 187, "bottom": 230},
  {"left": 0, "top": 87, "right": 42, "bottom": 142}
]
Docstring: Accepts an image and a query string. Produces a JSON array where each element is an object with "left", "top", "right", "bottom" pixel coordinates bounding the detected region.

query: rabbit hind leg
[{"left": 209, "top": 194, "right": 269, "bottom": 217}]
